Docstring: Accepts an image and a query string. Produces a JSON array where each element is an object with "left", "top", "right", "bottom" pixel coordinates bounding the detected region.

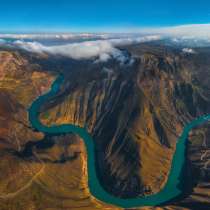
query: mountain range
[{"left": 0, "top": 38, "right": 210, "bottom": 210}]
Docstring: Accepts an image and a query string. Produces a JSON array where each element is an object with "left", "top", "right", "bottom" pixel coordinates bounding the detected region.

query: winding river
[{"left": 28, "top": 75, "right": 210, "bottom": 208}]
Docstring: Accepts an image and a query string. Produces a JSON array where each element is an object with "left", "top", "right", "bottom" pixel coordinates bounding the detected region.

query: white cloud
[
  {"left": 97, "top": 53, "right": 111, "bottom": 62},
  {"left": 182, "top": 48, "right": 196, "bottom": 54},
  {"left": 156, "top": 24, "right": 210, "bottom": 39},
  {"left": 109, "top": 35, "right": 162, "bottom": 46},
  {"left": 11, "top": 35, "right": 161, "bottom": 63},
  {"left": 0, "top": 23, "right": 209, "bottom": 40},
  {"left": 0, "top": 33, "right": 111, "bottom": 40},
  {"left": 14, "top": 40, "right": 45, "bottom": 53},
  {"left": 130, "top": 24, "right": 210, "bottom": 42},
  {"left": 104, "top": 23, "right": 210, "bottom": 38},
  {"left": 14, "top": 39, "right": 117, "bottom": 59}
]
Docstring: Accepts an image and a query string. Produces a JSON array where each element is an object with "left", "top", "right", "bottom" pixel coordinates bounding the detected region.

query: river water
[{"left": 28, "top": 75, "right": 210, "bottom": 208}]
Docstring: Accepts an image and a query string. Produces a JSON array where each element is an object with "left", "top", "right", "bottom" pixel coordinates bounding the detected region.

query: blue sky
[{"left": 0, "top": 0, "right": 210, "bottom": 32}]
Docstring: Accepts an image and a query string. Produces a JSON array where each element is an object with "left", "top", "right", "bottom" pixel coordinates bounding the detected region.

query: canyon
[{"left": 0, "top": 43, "right": 210, "bottom": 209}]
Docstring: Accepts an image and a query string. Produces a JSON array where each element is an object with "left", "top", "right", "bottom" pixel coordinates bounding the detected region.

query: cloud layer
[
  {"left": 0, "top": 33, "right": 110, "bottom": 40},
  {"left": 8, "top": 35, "right": 161, "bottom": 62},
  {"left": 150, "top": 24, "right": 210, "bottom": 39},
  {"left": 14, "top": 39, "right": 116, "bottom": 59},
  {"left": 0, "top": 23, "right": 210, "bottom": 62}
]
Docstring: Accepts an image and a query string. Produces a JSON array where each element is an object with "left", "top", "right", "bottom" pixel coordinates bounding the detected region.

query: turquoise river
[{"left": 28, "top": 75, "right": 210, "bottom": 208}]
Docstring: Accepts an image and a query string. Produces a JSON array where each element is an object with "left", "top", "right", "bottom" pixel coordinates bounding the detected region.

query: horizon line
[{"left": 0, "top": 23, "right": 210, "bottom": 34}]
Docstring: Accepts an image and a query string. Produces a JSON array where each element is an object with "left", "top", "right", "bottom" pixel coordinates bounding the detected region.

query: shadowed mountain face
[{"left": 0, "top": 44, "right": 210, "bottom": 210}]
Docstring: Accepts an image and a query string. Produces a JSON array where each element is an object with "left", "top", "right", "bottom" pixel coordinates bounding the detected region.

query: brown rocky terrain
[{"left": 0, "top": 44, "right": 209, "bottom": 210}]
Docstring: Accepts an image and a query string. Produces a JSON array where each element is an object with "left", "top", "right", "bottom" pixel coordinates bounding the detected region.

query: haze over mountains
[{"left": 1, "top": 24, "right": 210, "bottom": 63}]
